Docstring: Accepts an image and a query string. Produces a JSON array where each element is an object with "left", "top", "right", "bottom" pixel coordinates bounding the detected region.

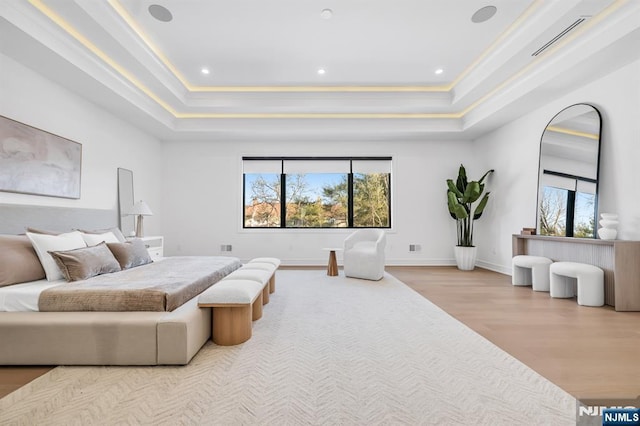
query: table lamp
[{"left": 130, "top": 200, "right": 153, "bottom": 237}]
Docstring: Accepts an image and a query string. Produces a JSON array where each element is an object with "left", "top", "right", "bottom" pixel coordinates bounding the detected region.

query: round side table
[{"left": 322, "top": 248, "right": 342, "bottom": 276}]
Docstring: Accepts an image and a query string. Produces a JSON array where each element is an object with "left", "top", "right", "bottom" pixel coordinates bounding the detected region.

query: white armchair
[{"left": 343, "top": 229, "right": 386, "bottom": 280}]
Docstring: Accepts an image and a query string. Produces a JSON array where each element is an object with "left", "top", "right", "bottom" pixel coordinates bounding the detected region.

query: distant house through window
[{"left": 243, "top": 157, "right": 392, "bottom": 229}]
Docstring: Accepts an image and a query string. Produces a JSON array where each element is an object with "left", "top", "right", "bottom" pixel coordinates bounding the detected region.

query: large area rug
[{"left": 0, "top": 270, "right": 575, "bottom": 425}]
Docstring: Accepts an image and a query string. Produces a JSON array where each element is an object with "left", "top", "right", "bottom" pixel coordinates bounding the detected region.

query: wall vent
[
  {"left": 220, "top": 244, "right": 232, "bottom": 252},
  {"left": 409, "top": 244, "right": 422, "bottom": 252},
  {"left": 531, "top": 18, "right": 586, "bottom": 57}
]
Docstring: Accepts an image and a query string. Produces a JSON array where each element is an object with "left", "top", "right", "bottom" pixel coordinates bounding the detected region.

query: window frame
[
  {"left": 539, "top": 169, "right": 597, "bottom": 238},
  {"left": 242, "top": 156, "right": 392, "bottom": 229}
]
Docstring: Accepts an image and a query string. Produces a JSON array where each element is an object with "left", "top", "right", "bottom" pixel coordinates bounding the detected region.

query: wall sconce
[{"left": 129, "top": 200, "right": 153, "bottom": 238}]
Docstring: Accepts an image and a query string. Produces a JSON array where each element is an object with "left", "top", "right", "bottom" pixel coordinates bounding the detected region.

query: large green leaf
[
  {"left": 456, "top": 164, "right": 467, "bottom": 193},
  {"left": 446, "top": 179, "right": 463, "bottom": 199},
  {"left": 473, "top": 192, "right": 491, "bottom": 220},
  {"left": 448, "top": 191, "right": 468, "bottom": 219},
  {"left": 478, "top": 169, "right": 494, "bottom": 184},
  {"left": 462, "top": 181, "right": 481, "bottom": 203}
]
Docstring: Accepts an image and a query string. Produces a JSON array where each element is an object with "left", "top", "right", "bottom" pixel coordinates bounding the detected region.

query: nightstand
[{"left": 138, "top": 236, "right": 164, "bottom": 261}]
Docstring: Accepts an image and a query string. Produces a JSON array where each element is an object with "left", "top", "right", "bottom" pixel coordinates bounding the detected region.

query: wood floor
[
  {"left": 1, "top": 266, "right": 639, "bottom": 400},
  {"left": 0, "top": 367, "right": 52, "bottom": 400},
  {"left": 387, "top": 266, "right": 640, "bottom": 400}
]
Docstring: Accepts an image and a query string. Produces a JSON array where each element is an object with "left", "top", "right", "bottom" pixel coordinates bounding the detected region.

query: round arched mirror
[{"left": 536, "top": 104, "right": 602, "bottom": 238}]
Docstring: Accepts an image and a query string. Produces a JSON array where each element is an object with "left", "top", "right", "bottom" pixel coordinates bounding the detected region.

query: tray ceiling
[{"left": 0, "top": 0, "right": 639, "bottom": 140}]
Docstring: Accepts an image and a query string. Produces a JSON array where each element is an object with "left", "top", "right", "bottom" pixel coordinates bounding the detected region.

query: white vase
[
  {"left": 599, "top": 213, "right": 618, "bottom": 220},
  {"left": 598, "top": 213, "right": 618, "bottom": 240},
  {"left": 454, "top": 246, "right": 477, "bottom": 271},
  {"left": 597, "top": 228, "right": 617, "bottom": 240},
  {"left": 599, "top": 219, "right": 619, "bottom": 229}
]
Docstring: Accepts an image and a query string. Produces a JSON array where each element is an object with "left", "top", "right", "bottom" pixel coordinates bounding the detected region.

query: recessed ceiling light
[
  {"left": 317, "top": 68, "right": 326, "bottom": 75},
  {"left": 201, "top": 68, "right": 210, "bottom": 75},
  {"left": 149, "top": 4, "right": 173, "bottom": 22},
  {"left": 435, "top": 68, "right": 444, "bottom": 75},
  {"left": 471, "top": 6, "right": 497, "bottom": 23},
  {"left": 320, "top": 9, "right": 333, "bottom": 19}
]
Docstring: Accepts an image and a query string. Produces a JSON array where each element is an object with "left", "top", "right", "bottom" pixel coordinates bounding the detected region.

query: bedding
[
  {"left": 81, "top": 231, "right": 120, "bottom": 246},
  {"left": 38, "top": 256, "right": 241, "bottom": 312},
  {"left": 77, "top": 227, "right": 127, "bottom": 242},
  {"left": 28, "top": 227, "right": 127, "bottom": 243},
  {"left": 26, "top": 231, "right": 87, "bottom": 281},
  {"left": 0, "top": 279, "right": 60, "bottom": 311}
]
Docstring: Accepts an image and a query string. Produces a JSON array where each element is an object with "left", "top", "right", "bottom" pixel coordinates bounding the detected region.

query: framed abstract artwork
[{"left": 0, "top": 115, "right": 82, "bottom": 199}]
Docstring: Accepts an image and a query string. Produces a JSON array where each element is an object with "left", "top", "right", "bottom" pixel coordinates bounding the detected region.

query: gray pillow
[
  {"left": 107, "top": 239, "right": 153, "bottom": 270},
  {"left": 49, "top": 242, "right": 122, "bottom": 282}
]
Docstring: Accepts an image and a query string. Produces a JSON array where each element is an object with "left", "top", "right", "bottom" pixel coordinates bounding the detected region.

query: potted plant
[{"left": 446, "top": 164, "right": 494, "bottom": 270}]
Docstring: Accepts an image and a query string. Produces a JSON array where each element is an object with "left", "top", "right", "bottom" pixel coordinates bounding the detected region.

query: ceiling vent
[{"left": 531, "top": 18, "right": 587, "bottom": 57}]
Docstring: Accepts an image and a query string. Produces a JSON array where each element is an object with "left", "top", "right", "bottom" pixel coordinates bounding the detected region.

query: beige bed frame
[
  {"left": 0, "top": 297, "right": 211, "bottom": 365},
  {"left": 0, "top": 204, "right": 216, "bottom": 365}
]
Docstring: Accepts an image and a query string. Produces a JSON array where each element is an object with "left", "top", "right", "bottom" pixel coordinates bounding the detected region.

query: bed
[{"left": 0, "top": 230, "right": 242, "bottom": 366}]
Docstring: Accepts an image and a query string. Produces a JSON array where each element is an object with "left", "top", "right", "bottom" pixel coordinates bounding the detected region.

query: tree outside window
[{"left": 243, "top": 158, "right": 391, "bottom": 229}]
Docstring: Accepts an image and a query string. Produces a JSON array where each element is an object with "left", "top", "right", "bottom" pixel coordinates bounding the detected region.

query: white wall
[
  {"left": 474, "top": 59, "right": 640, "bottom": 274},
  {"left": 7, "top": 48, "right": 636, "bottom": 270},
  {"left": 161, "top": 139, "right": 474, "bottom": 265},
  {"left": 0, "top": 53, "right": 163, "bottom": 235}
]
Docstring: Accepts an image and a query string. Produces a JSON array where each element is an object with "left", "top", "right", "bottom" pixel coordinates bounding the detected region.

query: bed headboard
[{"left": 0, "top": 204, "right": 118, "bottom": 235}]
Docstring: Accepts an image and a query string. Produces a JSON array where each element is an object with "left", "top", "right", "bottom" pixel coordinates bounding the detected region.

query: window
[
  {"left": 538, "top": 171, "right": 596, "bottom": 238},
  {"left": 243, "top": 157, "right": 391, "bottom": 229}
]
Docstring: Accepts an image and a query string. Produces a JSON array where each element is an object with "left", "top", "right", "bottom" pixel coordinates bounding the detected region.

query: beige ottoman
[
  {"left": 198, "top": 280, "right": 264, "bottom": 346},
  {"left": 242, "top": 261, "right": 278, "bottom": 294},
  {"left": 223, "top": 268, "right": 272, "bottom": 305}
]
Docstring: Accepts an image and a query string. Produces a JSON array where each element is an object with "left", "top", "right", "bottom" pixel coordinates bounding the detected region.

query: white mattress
[{"left": 0, "top": 280, "right": 62, "bottom": 312}]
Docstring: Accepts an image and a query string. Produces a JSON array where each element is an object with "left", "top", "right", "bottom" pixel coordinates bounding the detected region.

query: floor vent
[{"left": 532, "top": 18, "right": 586, "bottom": 57}]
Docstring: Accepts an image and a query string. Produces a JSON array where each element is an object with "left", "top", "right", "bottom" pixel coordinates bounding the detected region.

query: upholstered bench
[
  {"left": 198, "top": 280, "right": 264, "bottom": 346},
  {"left": 249, "top": 257, "right": 281, "bottom": 268},
  {"left": 550, "top": 262, "right": 604, "bottom": 306},
  {"left": 512, "top": 255, "right": 553, "bottom": 291},
  {"left": 222, "top": 268, "right": 273, "bottom": 305},
  {"left": 244, "top": 259, "right": 280, "bottom": 294}
]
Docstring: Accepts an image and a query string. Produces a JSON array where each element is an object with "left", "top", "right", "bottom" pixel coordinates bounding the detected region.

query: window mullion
[
  {"left": 566, "top": 190, "right": 576, "bottom": 237},
  {"left": 348, "top": 173, "right": 354, "bottom": 228},
  {"left": 280, "top": 173, "right": 287, "bottom": 228}
]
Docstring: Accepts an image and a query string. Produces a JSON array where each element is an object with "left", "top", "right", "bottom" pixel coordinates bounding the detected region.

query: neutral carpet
[{"left": 0, "top": 270, "right": 575, "bottom": 425}]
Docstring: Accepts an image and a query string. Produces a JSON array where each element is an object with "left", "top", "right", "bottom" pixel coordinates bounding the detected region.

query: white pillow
[
  {"left": 26, "top": 231, "right": 87, "bottom": 281},
  {"left": 81, "top": 231, "right": 119, "bottom": 246}
]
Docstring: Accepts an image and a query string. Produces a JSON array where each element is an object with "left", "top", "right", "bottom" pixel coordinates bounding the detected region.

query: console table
[{"left": 512, "top": 235, "right": 640, "bottom": 311}]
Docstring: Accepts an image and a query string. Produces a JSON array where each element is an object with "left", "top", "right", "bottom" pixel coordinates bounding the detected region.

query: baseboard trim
[
  {"left": 476, "top": 260, "right": 511, "bottom": 275},
  {"left": 243, "top": 257, "right": 511, "bottom": 273}
]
